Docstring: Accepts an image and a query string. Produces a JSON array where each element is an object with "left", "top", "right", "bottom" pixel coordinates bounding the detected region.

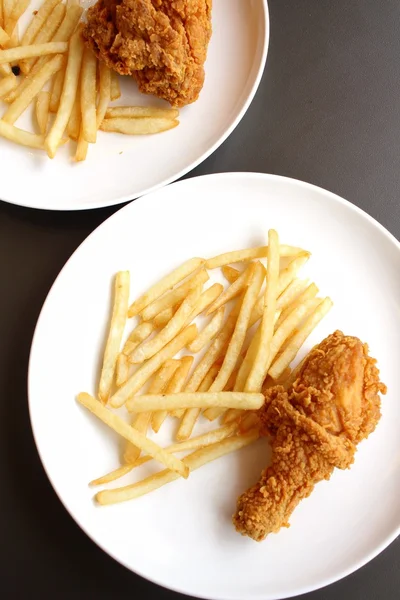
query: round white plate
[
  {"left": 29, "top": 173, "right": 400, "bottom": 599},
  {"left": 0, "top": 1, "right": 268, "bottom": 211}
]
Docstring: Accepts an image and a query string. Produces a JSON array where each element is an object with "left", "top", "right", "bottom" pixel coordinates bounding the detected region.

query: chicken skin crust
[
  {"left": 233, "top": 331, "right": 386, "bottom": 541},
  {"left": 83, "top": 0, "right": 212, "bottom": 107}
]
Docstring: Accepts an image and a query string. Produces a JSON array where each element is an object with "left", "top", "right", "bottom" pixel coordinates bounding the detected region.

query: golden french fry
[
  {"left": 2, "top": 54, "right": 64, "bottom": 124},
  {"left": 245, "top": 230, "right": 280, "bottom": 392},
  {"left": 115, "top": 353, "right": 130, "bottom": 387},
  {"left": 0, "top": 73, "right": 16, "bottom": 98},
  {"left": 0, "top": 41, "right": 67, "bottom": 64},
  {"left": 140, "top": 267, "right": 208, "bottom": 322},
  {"left": 109, "top": 324, "right": 197, "bottom": 408},
  {"left": 268, "top": 297, "right": 333, "bottom": 380},
  {"left": 96, "top": 60, "right": 111, "bottom": 128},
  {"left": 0, "top": 3, "right": 4, "bottom": 31},
  {"left": 100, "top": 117, "right": 179, "bottom": 135},
  {"left": 35, "top": 91, "right": 51, "bottom": 134},
  {"left": 234, "top": 326, "right": 261, "bottom": 392},
  {"left": 198, "top": 362, "right": 221, "bottom": 393},
  {"left": 128, "top": 258, "right": 205, "bottom": 318},
  {"left": 105, "top": 106, "right": 179, "bottom": 119},
  {"left": 96, "top": 430, "right": 259, "bottom": 505},
  {"left": 0, "top": 119, "right": 44, "bottom": 148},
  {"left": 277, "top": 253, "right": 310, "bottom": 296},
  {"left": 0, "top": 63, "right": 11, "bottom": 77},
  {"left": 153, "top": 307, "right": 175, "bottom": 328},
  {"left": 222, "top": 408, "right": 243, "bottom": 424},
  {"left": 2, "top": 0, "right": 15, "bottom": 33},
  {"left": 110, "top": 70, "right": 120, "bottom": 100},
  {"left": 186, "top": 282, "right": 224, "bottom": 322},
  {"left": 221, "top": 265, "right": 240, "bottom": 284},
  {"left": 205, "top": 263, "right": 254, "bottom": 315},
  {"left": 205, "top": 245, "right": 306, "bottom": 269},
  {"left": 45, "top": 29, "right": 84, "bottom": 158},
  {"left": 6, "top": 0, "right": 30, "bottom": 36},
  {"left": 49, "top": 65, "right": 65, "bottom": 112},
  {"left": 90, "top": 422, "right": 238, "bottom": 487},
  {"left": 276, "top": 278, "right": 309, "bottom": 311},
  {"left": 262, "top": 367, "right": 292, "bottom": 395},
  {"left": 21, "top": 0, "right": 61, "bottom": 46},
  {"left": 98, "top": 271, "right": 130, "bottom": 404},
  {"left": 67, "top": 80, "right": 80, "bottom": 139},
  {"left": 122, "top": 321, "right": 154, "bottom": 356},
  {"left": 209, "top": 262, "right": 265, "bottom": 393},
  {"left": 202, "top": 362, "right": 242, "bottom": 422},
  {"left": 80, "top": 46, "right": 97, "bottom": 143},
  {"left": 188, "top": 306, "right": 225, "bottom": 353},
  {"left": 77, "top": 392, "right": 188, "bottom": 479},
  {"left": 124, "top": 359, "right": 180, "bottom": 463},
  {"left": 276, "top": 282, "right": 319, "bottom": 328},
  {"left": 238, "top": 412, "right": 260, "bottom": 433},
  {"left": 150, "top": 357, "right": 189, "bottom": 433},
  {"left": 75, "top": 127, "right": 88, "bottom": 161},
  {"left": 0, "top": 25, "right": 10, "bottom": 46},
  {"left": 130, "top": 285, "right": 202, "bottom": 363}
]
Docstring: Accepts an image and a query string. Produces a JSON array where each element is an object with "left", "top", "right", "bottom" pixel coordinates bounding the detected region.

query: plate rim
[
  {"left": 28, "top": 171, "right": 400, "bottom": 599},
  {"left": 1, "top": 0, "right": 270, "bottom": 212}
]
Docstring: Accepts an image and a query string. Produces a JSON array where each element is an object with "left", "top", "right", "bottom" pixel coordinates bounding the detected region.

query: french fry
[
  {"left": 109, "top": 324, "right": 197, "bottom": 408},
  {"left": 90, "top": 422, "right": 238, "bottom": 487},
  {"left": 186, "top": 282, "right": 223, "bottom": 322},
  {"left": 205, "top": 245, "right": 306, "bottom": 269},
  {"left": 124, "top": 359, "right": 180, "bottom": 463},
  {"left": 234, "top": 325, "right": 261, "bottom": 392},
  {"left": 67, "top": 79, "right": 80, "bottom": 138},
  {"left": 96, "top": 430, "right": 259, "bottom": 505},
  {"left": 115, "top": 353, "right": 130, "bottom": 387},
  {"left": 45, "top": 29, "right": 84, "bottom": 158},
  {"left": 35, "top": 91, "right": 50, "bottom": 134},
  {"left": 202, "top": 364, "right": 240, "bottom": 421},
  {"left": 138, "top": 266, "right": 208, "bottom": 322},
  {"left": 276, "top": 278, "right": 309, "bottom": 311},
  {"left": 151, "top": 356, "right": 193, "bottom": 432},
  {"left": 77, "top": 392, "right": 188, "bottom": 479},
  {"left": 205, "top": 263, "right": 254, "bottom": 316},
  {"left": 0, "top": 25, "right": 9, "bottom": 46},
  {"left": 0, "top": 73, "right": 16, "bottom": 98},
  {"left": 0, "top": 119, "right": 44, "bottom": 148},
  {"left": 130, "top": 286, "right": 202, "bottom": 363},
  {"left": 209, "top": 262, "right": 264, "bottom": 393},
  {"left": 98, "top": 271, "right": 130, "bottom": 404},
  {"left": 80, "top": 46, "right": 97, "bottom": 143},
  {"left": 238, "top": 412, "right": 260, "bottom": 433},
  {"left": 187, "top": 306, "right": 225, "bottom": 353},
  {"left": 198, "top": 362, "right": 220, "bottom": 393},
  {"left": 6, "top": 0, "right": 30, "bottom": 36},
  {"left": 245, "top": 230, "right": 280, "bottom": 392},
  {"left": 122, "top": 321, "right": 154, "bottom": 356},
  {"left": 96, "top": 60, "right": 111, "bottom": 128},
  {"left": 75, "top": 127, "right": 88, "bottom": 161},
  {"left": 221, "top": 265, "right": 240, "bottom": 284},
  {"left": 153, "top": 307, "right": 175, "bottom": 328},
  {"left": 2, "top": 53, "right": 64, "bottom": 124},
  {"left": 49, "top": 65, "right": 64, "bottom": 112},
  {"left": 0, "top": 41, "right": 67, "bottom": 64},
  {"left": 20, "top": 0, "right": 61, "bottom": 46},
  {"left": 105, "top": 106, "right": 179, "bottom": 119},
  {"left": 128, "top": 257, "right": 205, "bottom": 318},
  {"left": 0, "top": 62, "right": 11, "bottom": 77},
  {"left": 100, "top": 116, "right": 179, "bottom": 135},
  {"left": 2, "top": 0, "right": 14, "bottom": 33},
  {"left": 262, "top": 367, "right": 292, "bottom": 395},
  {"left": 110, "top": 70, "right": 120, "bottom": 100},
  {"left": 0, "top": 2, "right": 3, "bottom": 30},
  {"left": 277, "top": 253, "right": 310, "bottom": 296},
  {"left": 276, "top": 282, "right": 319, "bottom": 328},
  {"left": 268, "top": 297, "right": 333, "bottom": 380}
]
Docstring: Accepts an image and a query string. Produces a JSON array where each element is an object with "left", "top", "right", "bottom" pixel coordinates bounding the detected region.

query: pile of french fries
[
  {"left": 0, "top": 0, "right": 179, "bottom": 161},
  {"left": 77, "top": 231, "right": 333, "bottom": 506}
]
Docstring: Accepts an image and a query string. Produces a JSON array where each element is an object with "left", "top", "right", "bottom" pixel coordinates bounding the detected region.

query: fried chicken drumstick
[
  {"left": 83, "top": 0, "right": 212, "bottom": 107},
  {"left": 233, "top": 331, "right": 386, "bottom": 541}
]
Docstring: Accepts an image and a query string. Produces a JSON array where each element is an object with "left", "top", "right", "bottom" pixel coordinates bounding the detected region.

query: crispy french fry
[
  {"left": 153, "top": 307, "right": 175, "bottom": 328},
  {"left": 101, "top": 116, "right": 178, "bottom": 135},
  {"left": 6, "top": 0, "right": 29, "bottom": 36},
  {"left": 277, "top": 253, "right": 310, "bottom": 296},
  {"left": 122, "top": 321, "right": 154, "bottom": 356},
  {"left": 151, "top": 356, "right": 192, "bottom": 432},
  {"left": 139, "top": 266, "right": 208, "bottom": 322},
  {"left": 221, "top": 265, "right": 240, "bottom": 284},
  {"left": 105, "top": 106, "right": 179, "bottom": 119},
  {"left": 98, "top": 271, "right": 130, "bottom": 404},
  {"left": 20, "top": 0, "right": 61, "bottom": 46},
  {"left": 49, "top": 64, "right": 64, "bottom": 112},
  {"left": 0, "top": 62, "right": 11, "bottom": 77},
  {"left": 96, "top": 60, "right": 111, "bottom": 128},
  {"left": 0, "top": 25, "right": 9, "bottom": 46},
  {"left": 205, "top": 263, "right": 254, "bottom": 316},
  {"left": 2, "top": 53, "right": 64, "bottom": 124},
  {"left": 2, "top": 0, "right": 14, "bottom": 33},
  {"left": 245, "top": 230, "right": 280, "bottom": 392},
  {"left": 209, "top": 262, "right": 265, "bottom": 393},
  {"left": 35, "top": 91, "right": 51, "bottom": 134},
  {"left": 276, "top": 278, "right": 309, "bottom": 311},
  {"left": 205, "top": 245, "right": 306, "bottom": 269},
  {"left": 0, "top": 2, "right": 4, "bottom": 31},
  {"left": 67, "top": 79, "right": 80, "bottom": 138},
  {"left": 238, "top": 412, "right": 260, "bottom": 433},
  {"left": 186, "top": 282, "right": 223, "bottom": 322},
  {"left": 198, "top": 362, "right": 221, "bottom": 393},
  {"left": 77, "top": 392, "right": 188, "bottom": 478},
  {"left": 0, "top": 41, "right": 67, "bottom": 64},
  {"left": 110, "top": 70, "right": 120, "bottom": 100},
  {"left": 90, "top": 422, "right": 238, "bottom": 487},
  {"left": 96, "top": 430, "right": 259, "bottom": 505},
  {"left": 109, "top": 324, "right": 197, "bottom": 408},
  {"left": 276, "top": 282, "right": 319, "bottom": 328},
  {"left": 116, "top": 353, "right": 130, "bottom": 387},
  {"left": 75, "top": 128, "right": 88, "bottom": 161},
  {"left": 202, "top": 364, "right": 240, "bottom": 421},
  {"left": 188, "top": 306, "right": 225, "bottom": 353},
  {"left": 234, "top": 325, "right": 261, "bottom": 392},
  {"left": 0, "top": 73, "right": 16, "bottom": 98},
  {"left": 45, "top": 29, "right": 84, "bottom": 158},
  {"left": 128, "top": 258, "right": 205, "bottom": 318},
  {"left": 0, "top": 119, "right": 44, "bottom": 148},
  {"left": 268, "top": 297, "right": 333, "bottom": 380},
  {"left": 222, "top": 407, "right": 243, "bottom": 424},
  {"left": 262, "top": 367, "right": 292, "bottom": 395},
  {"left": 130, "top": 286, "right": 202, "bottom": 363},
  {"left": 80, "top": 46, "right": 97, "bottom": 143}
]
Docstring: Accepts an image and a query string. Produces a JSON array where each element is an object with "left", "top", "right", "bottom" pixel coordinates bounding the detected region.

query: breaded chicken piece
[
  {"left": 83, "top": 0, "right": 212, "bottom": 107},
  {"left": 233, "top": 331, "right": 386, "bottom": 541}
]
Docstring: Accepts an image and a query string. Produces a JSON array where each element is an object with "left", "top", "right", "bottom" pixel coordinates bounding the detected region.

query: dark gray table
[{"left": 1, "top": 0, "right": 399, "bottom": 598}]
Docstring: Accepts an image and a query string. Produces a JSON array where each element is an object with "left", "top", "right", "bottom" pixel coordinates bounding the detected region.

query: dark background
[{"left": 1, "top": 0, "right": 399, "bottom": 598}]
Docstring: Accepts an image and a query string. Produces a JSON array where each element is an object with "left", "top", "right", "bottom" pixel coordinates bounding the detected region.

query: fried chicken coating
[
  {"left": 83, "top": 0, "right": 212, "bottom": 107},
  {"left": 233, "top": 331, "right": 386, "bottom": 541}
]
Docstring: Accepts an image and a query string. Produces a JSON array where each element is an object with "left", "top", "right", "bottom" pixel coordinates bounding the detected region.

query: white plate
[
  {"left": 0, "top": 1, "right": 268, "bottom": 211},
  {"left": 28, "top": 173, "right": 400, "bottom": 599}
]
